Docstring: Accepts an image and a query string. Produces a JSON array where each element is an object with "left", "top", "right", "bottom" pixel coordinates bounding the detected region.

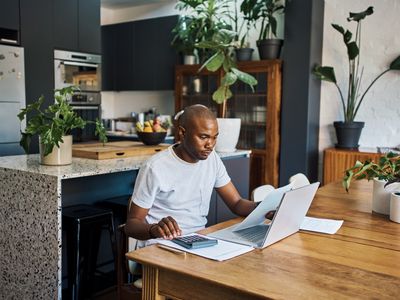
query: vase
[
  {"left": 235, "top": 48, "right": 254, "bottom": 61},
  {"left": 256, "top": 39, "right": 283, "bottom": 60},
  {"left": 390, "top": 192, "right": 400, "bottom": 223},
  {"left": 372, "top": 178, "right": 391, "bottom": 215},
  {"left": 215, "top": 118, "right": 241, "bottom": 153},
  {"left": 334, "top": 121, "right": 364, "bottom": 149},
  {"left": 39, "top": 135, "right": 72, "bottom": 166}
]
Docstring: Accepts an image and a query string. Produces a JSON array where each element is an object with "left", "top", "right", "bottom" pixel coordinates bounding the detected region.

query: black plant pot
[
  {"left": 334, "top": 121, "right": 365, "bottom": 149},
  {"left": 257, "top": 39, "right": 283, "bottom": 60},
  {"left": 235, "top": 48, "right": 254, "bottom": 61}
]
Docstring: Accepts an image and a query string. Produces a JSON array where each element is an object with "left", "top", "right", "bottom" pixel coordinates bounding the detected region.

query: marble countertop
[{"left": 0, "top": 149, "right": 251, "bottom": 179}]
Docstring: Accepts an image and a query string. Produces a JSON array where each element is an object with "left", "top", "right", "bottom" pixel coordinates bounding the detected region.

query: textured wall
[{"left": 319, "top": 0, "right": 400, "bottom": 152}]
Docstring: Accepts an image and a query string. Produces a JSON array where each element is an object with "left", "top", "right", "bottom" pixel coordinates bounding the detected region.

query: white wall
[{"left": 319, "top": 0, "right": 400, "bottom": 156}]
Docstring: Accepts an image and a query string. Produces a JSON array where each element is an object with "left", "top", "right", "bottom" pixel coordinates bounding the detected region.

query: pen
[{"left": 157, "top": 244, "right": 186, "bottom": 256}]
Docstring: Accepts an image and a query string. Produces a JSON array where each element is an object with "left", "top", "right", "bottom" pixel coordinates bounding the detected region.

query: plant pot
[
  {"left": 235, "top": 48, "right": 254, "bottom": 61},
  {"left": 334, "top": 121, "right": 364, "bottom": 149},
  {"left": 256, "top": 39, "right": 283, "bottom": 60},
  {"left": 39, "top": 135, "right": 72, "bottom": 166},
  {"left": 372, "top": 178, "right": 391, "bottom": 215},
  {"left": 215, "top": 118, "right": 241, "bottom": 153},
  {"left": 183, "top": 54, "right": 197, "bottom": 65},
  {"left": 390, "top": 192, "right": 400, "bottom": 223}
]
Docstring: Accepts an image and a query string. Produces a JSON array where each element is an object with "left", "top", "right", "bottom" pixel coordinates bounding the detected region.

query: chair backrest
[
  {"left": 251, "top": 185, "right": 275, "bottom": 202},
  {"left": 289, "top": 173, "right": 310, "bottom": 189}
]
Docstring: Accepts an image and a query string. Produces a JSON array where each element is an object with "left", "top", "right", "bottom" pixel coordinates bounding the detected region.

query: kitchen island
[{"left": 0, "top": 149, "right": 250, "bottom": 299}]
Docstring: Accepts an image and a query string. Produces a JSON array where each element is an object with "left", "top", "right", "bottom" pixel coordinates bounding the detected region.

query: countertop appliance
[
  {"left": 0, "top": 44, "right": 25, "bottom": 156},
  {"left": 54, "top": 50, "right": 102, "bottom": 142}
]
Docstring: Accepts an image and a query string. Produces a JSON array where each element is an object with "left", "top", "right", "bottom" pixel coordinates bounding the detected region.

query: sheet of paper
[
  {"left": 300, "top": 216, "right": 343, "bottom": 234},
  {"left": 157, "top": 234, "right": 254, "bottom": 261},
  {"left": 235, "top": 182, "right": 293, "bottom": 231}
]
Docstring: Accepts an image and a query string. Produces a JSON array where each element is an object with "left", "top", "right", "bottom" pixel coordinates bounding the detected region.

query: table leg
[{"left": 142, "top": 265, "right": 165, "bottom": 300}]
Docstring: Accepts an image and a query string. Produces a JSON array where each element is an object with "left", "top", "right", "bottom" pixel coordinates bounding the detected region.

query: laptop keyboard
[{"left": 234, "top": 225, "right": 270, "bottom": 243}]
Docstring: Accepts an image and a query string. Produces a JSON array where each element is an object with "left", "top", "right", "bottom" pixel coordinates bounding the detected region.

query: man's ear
[{"left": 178, "top": 126, "right": 185, "bottom": 140}]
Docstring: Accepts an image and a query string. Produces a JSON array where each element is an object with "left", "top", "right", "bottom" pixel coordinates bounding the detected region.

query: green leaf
[
  {"left": 389, "top": 55, "right": 400, "bottom": 70},
  {"left": 347, "top": 6, "right": 374, "bottom": 22},
  {"left": 331, "top": 24, "right": 345, "bottom": 34},
  {"left": 346, "top": 41, "right": 359, "bottom": 60},
  {"left": 312, "top": 66, "right": 337, "bottom": 83},
  {"left": 212, "top": 86, "right": 233, "bottom": 104},
  {"left": 221, "top": 72, "right": 237, "bottom": 86},
  {"left": 343, "top": 30, "right": 352, "bottom": 43},
  {"left": 204, "top": 51, "right": 225, "bottom": 72},
  {"left": 231, "top": 68, "right": 257, "bottom": 86}
]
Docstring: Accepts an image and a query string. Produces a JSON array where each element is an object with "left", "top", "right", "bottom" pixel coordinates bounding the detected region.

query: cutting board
[{"left": 72, "top": 141, "right": 168, "bottom": 160}]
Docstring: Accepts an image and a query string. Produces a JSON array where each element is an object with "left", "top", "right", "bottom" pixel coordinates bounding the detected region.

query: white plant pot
[
  {"left": 390, "top": 192, "right": 400, "bottom": 223},
  {"left": 183, "top": 54, "right": 197, "bottom": 65},
  {"left": 39, "top": 135, "right": 72, "bottom": 166},
  {"left": 372, "top": 178, "right": 391, "bottom": 215},
  {"left": 215, "top": 118, "right": 241, "bottom": 153}
]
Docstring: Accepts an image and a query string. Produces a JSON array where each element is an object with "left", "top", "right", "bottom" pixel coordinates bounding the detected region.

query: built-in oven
[{"left": 54, "top": 50, "right": 102, "bottom": 142}]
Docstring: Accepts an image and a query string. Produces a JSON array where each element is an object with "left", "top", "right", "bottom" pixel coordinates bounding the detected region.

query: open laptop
[{"left": 208, "top": 182, "right": 320, "bottom": 249}]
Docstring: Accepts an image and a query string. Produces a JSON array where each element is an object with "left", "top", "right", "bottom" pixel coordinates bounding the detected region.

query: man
[{"left": 125, "top": 104, "right": 261, "bottom": 243}]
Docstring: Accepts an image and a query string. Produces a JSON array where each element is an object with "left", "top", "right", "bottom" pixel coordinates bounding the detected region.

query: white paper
[
  {"left": 300, "top": 217, "right": 343, "bottom": 234},
  {"left": 234, "top": 182, "right": 293, "bottom": 231},
  {"left": 157, "top": 234, "right": 254, "bottom": 261}
]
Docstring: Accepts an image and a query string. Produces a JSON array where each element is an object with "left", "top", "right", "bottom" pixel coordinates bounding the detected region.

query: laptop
[{"left": 208, "top": 182, "right": 320, "bottom": 249}]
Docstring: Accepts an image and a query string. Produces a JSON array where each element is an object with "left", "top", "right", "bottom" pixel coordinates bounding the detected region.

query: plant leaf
[
  {"left": 313, "top": 65, "right": 337, "bottom": 83},
  {"left": 389, "top": 55, "right": 400, "bottom": 70},
  {"left": 347, "top": 6, "right": 374, "bottom": 22},
  {"left": 212, "top": 86, "right": 232, "bottom": 104},
  {"left": 231, "top": 68, "right": 257, "bottom": 87},
  {"left": 204, "top": 51, "right": 225, "bottom": 72},
  {"left": 331, "top": 24, "right": 345, "bottom": 34},
  {"left": 221, "top": 71, "right": 237, "bottom": 86},
  {"left": 346, "top": 41, "right": 359, "bottom": 60}
]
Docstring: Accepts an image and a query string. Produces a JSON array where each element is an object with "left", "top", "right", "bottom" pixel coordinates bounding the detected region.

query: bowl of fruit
[{"left": 136, "top": 117, "right": 167, "bottom": 145}]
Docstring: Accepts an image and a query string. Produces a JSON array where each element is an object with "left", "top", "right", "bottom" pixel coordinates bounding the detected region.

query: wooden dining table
[{"left": 126, "top": 181, "right": 400, "bottom": 299}]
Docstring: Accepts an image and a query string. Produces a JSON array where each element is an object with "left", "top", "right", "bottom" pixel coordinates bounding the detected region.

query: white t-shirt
[{"left": 132, "top": 144, "right": 231, "bottom": 236}]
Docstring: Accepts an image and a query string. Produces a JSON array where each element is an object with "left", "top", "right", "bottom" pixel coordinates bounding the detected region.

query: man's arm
[
  {"left": 125, "top": 203, "right": 182, "bottom": 240},
  {"left": 216, "top": 182, "right": 275, "bottom": 219}
]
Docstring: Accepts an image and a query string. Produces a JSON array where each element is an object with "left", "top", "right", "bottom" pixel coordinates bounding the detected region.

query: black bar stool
[{"left": 63, "top": 205, "right": 117, "bottom": 300}]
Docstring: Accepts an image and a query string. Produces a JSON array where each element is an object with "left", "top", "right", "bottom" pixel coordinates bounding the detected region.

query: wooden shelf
[{"left": 323, "top": 147, "right": 383, "bottom": 185}]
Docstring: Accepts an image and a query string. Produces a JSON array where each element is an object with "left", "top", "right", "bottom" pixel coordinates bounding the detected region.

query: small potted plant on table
[{"left": 18, "top": 86, "right": 107, "bottom": 166}]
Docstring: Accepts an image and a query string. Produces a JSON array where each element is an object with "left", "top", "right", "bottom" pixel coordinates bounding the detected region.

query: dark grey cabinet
[
  {"left": 0, "top": 0, "right": 20, "bottom": 30},
  {"left": 54, "top": 0, "right": 100, "bottom": 54},
  {"left": 207, "top": 156, "right": 250, "bottom": 226},
  {"left": 101, "top": 15, "right": 178, "bottom": 91}
]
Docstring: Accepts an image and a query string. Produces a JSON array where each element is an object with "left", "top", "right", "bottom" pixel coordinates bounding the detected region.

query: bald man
[{"left": 125, "top": 105, "right": 260, "bottom": 244}]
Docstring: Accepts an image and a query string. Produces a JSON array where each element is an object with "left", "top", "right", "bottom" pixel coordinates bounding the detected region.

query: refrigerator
[{"left": 0, "top": 44, "right": 25, "bottom": 156}]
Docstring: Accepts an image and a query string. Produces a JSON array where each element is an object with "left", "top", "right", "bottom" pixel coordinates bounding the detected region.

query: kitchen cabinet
[
  {"left": 0, "top": 0, "right": 20, "bottom": 31},
  {"left": 54, "top": 0, "right": 101, "bottom": 54},
  {"left": 101, "top": 15, "right": 178, "bottom": 91},
  {"left": 175, "top": 60, "right": 282, "bottom": 192}
]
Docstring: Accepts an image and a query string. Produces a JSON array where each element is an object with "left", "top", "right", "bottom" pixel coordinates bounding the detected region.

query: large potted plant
[
  {"left": 313, "top": 6, "right": 400, "bottom": 149},
  {"left": 171, "top": 15, "right": 201, "bottom": 64},
  {"left": 343, "top": 152, "right": 400, "bottom": 217},
  {"left": 173, "top": 0, "right": 233, "bottom": 64},
  {"left": 197, "top": 29, "right": 258, "bottom": 152},
  {"left": 241, "top": 0, "right": 285, "bottom": 60},
  {"left": 18, "top": 86, "right": 107, "bottom": 165},
  {"left": 233, "top": 0, "right": 255, "bottom": 61}
]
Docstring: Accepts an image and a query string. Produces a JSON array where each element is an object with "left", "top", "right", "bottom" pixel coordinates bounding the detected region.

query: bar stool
[{"left": 63, "top": 205, "right": 117, "bottom": 300}]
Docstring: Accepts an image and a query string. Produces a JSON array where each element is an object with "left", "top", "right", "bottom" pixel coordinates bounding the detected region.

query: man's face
[{"left": 181, "top": 117, "right": 218, "bottom": 162}]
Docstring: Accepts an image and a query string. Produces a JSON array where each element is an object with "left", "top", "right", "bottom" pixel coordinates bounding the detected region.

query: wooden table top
[{"left": 126, "top": 181, "right": 400, "bottom": 299}]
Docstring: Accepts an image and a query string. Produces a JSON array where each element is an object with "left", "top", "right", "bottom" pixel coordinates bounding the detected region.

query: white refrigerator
[{"left": 0, "top": 44, "right": 25, "bottom": 156}]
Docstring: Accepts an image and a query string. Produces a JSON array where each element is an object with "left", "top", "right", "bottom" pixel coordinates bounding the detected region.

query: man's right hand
[{"left": 149, "top": 216, "right": 182, "bottom": 240}]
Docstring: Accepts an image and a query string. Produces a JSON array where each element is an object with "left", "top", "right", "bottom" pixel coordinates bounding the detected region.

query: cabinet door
[
  {"left": 0, "top": 0, "right": 20, "bottom": 30},
  {"left": 78, "top": 0, "right": 101, "bottom": 54},
  {"left": 101, "top": 25, "right": 115, "bottom": 91},
  {"left": 114, "top": 22, "right": 133, "bottom": 91},
  {"left": 53, "top": 0, "right": 78, "bottom": 51}
]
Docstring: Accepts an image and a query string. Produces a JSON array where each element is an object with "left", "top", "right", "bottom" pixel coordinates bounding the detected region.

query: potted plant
[
  {"left": 197, "top": 29, "right": 258, "bottom": 152},
  {"left": 343, "top": 152, "right": 400, "bottom": 217},
  {"left": 313, "top": 6, "right": 400, "bottom": 149},
  {"left": 241, "top": 0, "right": 285, "bottom": 60},
  {"left": 18, "top": 86, "right": 107, "bottom": 165},
  {"left": 173, "top": 0, "right": 233, "bottom": 64},
  {"left": 171, "top": 16, "right": 201, "bottom": 64},
  {"left": 233, "top": 0, "right": 255, "bottom": 61}
]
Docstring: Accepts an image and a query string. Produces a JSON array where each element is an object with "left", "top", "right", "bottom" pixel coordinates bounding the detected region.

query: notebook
[{"left": 208, "top": 182, "right": 320, "bottom": 249}]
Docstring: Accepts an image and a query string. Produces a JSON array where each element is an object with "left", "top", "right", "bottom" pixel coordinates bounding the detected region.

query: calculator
[{"left": 172, "top": 234, "right": 218, "bottom": 249}]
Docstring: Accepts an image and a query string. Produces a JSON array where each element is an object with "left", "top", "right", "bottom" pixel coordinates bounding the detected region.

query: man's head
[{"left": 176, "top": 104, "right": 218, "bottom": 162}]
